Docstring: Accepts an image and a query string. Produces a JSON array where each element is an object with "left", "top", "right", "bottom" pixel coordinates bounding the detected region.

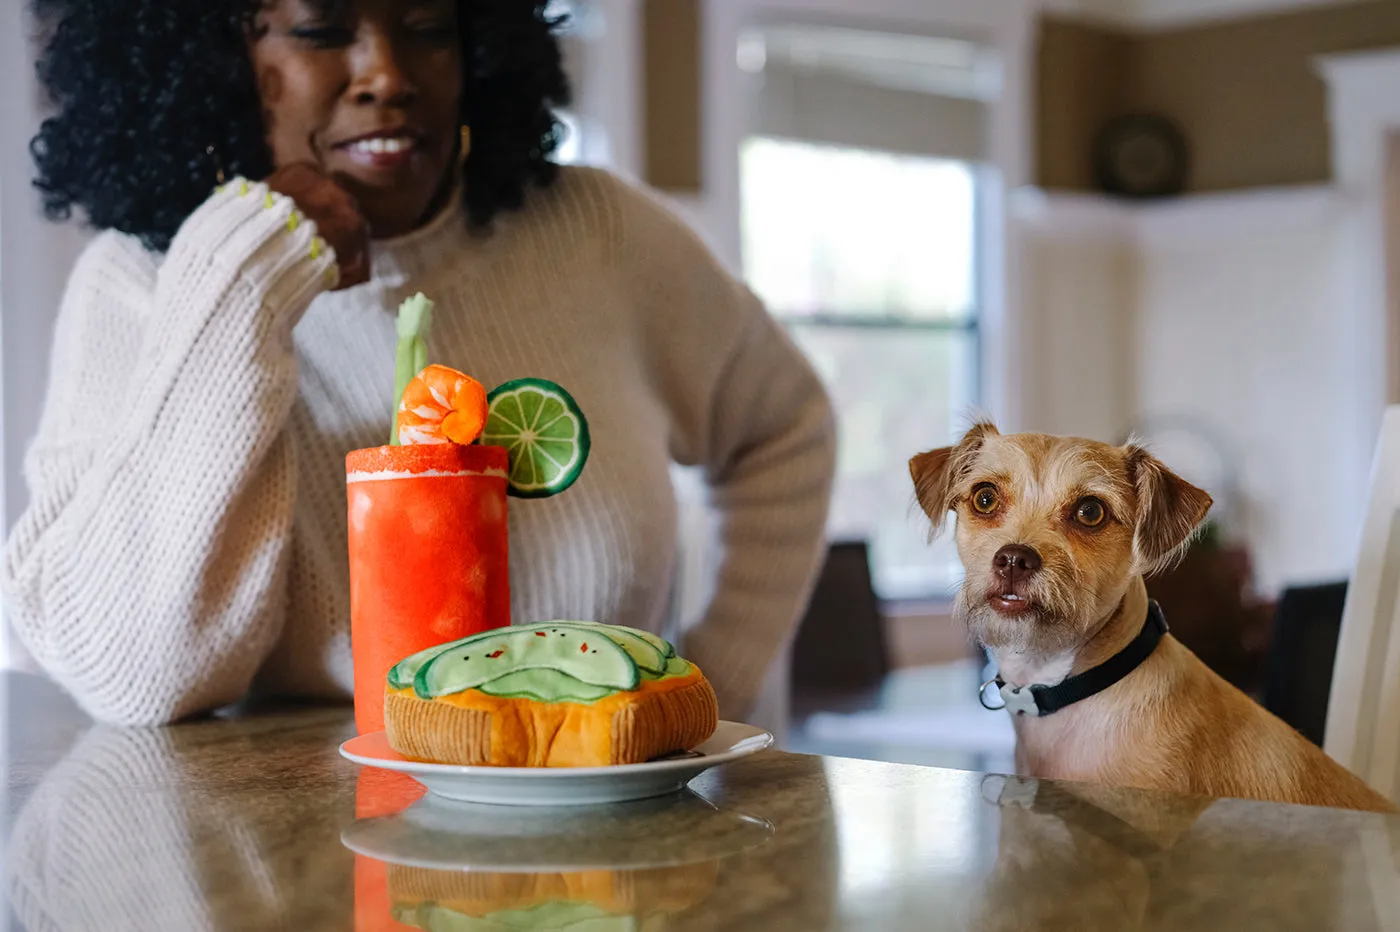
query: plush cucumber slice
[
  {"left": 387, "top": 641, "right": 458, "bottom": 689},
  {"left": 500, "top": 621, "right": 671, "bottom": 676},
  {"left": 596, "top": 622, "right": 675, "bottom": 660},
  {"left": 413, "top": 625, "right": 638, "bottom": 699},
  {"left": 385, "top": 623, "right": 676, "bottom": 689},
  {"left": 476, "top": 668, "right": 616, "bottom": 703},
  {"left": 540, "top": 622, "right": 668, "bottom": 675},
  {"left": 590, "top": 627, "right": 666, "bottom": 675}
]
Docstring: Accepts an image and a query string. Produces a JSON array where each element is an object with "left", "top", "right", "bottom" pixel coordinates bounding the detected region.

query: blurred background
[{"left": 5, "top": 0, "right": 1400, "bottom": 772}]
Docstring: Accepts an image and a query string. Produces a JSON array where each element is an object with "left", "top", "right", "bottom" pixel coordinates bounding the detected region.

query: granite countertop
[{"left": 5, "top": 671, "right": 1398, "bottom": 931}]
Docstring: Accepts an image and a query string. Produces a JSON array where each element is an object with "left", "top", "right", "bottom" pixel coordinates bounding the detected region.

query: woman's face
[{"left": 250, "top": 0, "right": 463, "bottom": 238}]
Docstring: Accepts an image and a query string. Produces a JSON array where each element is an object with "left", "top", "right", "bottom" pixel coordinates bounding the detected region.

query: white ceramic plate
[{"left": 339, "top": 721, "right": 773, "bottom": 806}]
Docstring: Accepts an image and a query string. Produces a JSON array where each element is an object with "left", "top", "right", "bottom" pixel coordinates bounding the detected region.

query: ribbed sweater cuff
[{"left": 161, "top": 177, "right": 338, "bottom": 331}]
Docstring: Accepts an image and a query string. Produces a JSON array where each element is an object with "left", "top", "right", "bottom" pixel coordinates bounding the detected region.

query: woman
[{"left": 5, "top": 0, "right": 835, "bottom": 727}]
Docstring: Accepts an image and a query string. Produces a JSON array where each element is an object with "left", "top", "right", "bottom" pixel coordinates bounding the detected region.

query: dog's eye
[
  {"left": 971, "top": 484, "right": 999, "bottom": 515},
  {"left": 1074, "top": 497, "right": 1107, "bottom": 527}
]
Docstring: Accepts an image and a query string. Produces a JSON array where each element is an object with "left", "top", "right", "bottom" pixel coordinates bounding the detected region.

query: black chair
[
  {"left": 1262, "top": 581, "right": 1347, "bottom": 748},
  {"left": 790, "top": 540, "right": 890, "bottom": 698}
]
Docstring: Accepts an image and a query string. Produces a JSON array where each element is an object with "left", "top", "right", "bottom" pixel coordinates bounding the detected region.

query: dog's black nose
[{"left": 993, "top": 544, "right": 1042, "bottom": 580}]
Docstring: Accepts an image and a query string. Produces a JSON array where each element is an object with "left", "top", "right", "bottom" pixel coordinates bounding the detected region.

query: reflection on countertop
[
  {"left": 4, "top": 671, "right": 1399, "bottom": 931},
  {"left": 345, "top": 773, "right": 774, "bottom": 930}
]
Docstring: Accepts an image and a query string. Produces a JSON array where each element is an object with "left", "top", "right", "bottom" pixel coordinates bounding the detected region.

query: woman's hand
[{"left": 266, "top": 162, "right": 370, "bottom": 291}]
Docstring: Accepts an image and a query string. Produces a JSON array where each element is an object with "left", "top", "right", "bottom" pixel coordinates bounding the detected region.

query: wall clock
[{"left": 1093, "top": 113, "right": 1190, "bottom": 199}]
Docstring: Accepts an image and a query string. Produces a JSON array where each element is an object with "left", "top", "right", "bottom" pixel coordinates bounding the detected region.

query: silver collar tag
[{"left": 979, "top": 677, "right": 1042, "bottom": 717}]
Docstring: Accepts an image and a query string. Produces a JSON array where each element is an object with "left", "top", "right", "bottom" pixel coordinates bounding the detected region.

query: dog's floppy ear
[
  {"left": 909, "top": 447, "right": 955, "bottom": 519},
  {"left": 1126, "top": 444, "right": 1213, "bottom": 574},
  {"left": 910, "top": 422, "right": 998, "bottom": 530}
]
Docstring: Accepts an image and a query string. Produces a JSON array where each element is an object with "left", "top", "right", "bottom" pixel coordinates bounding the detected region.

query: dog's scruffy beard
[{"left": 954, "top": 578, "right": 1086, "bottom": 656}]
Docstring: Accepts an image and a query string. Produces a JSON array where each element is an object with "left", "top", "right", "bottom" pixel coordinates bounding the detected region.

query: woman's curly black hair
[{"left": 29, "top": 0, "right": 572, "bottom": 252}]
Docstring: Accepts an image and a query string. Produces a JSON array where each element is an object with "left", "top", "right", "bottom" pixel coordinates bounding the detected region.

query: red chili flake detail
[
  {"left": 580, "top": 642, "right": 588, "bottom": 653},
  {"left": 535, "top": 631, "right": 547, "bottom": 637},
  {"left": 487, "top": 649, "right": 504, "bottom": 659}
]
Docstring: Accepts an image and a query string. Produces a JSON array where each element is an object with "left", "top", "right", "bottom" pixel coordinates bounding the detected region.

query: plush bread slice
[
  {"left": 384, "top": 665, "right": 718, "bottom": 767},
  {"left": 387, "top": 861, "right": 721, "bottom": 917}
]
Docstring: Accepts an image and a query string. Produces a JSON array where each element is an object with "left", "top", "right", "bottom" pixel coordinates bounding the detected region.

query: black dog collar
[{"left": 979, "top": 600, "right": 1169, "bottom": 717}]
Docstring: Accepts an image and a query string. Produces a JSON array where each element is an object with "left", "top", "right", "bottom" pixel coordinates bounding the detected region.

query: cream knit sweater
[{"left": 2, "top": 167, "right": 836, "bottom": 727}]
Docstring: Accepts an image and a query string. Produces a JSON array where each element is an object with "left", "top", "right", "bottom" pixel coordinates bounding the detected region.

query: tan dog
[{"left": 910, "top": 422, "right": 1395, "bottom": 813}]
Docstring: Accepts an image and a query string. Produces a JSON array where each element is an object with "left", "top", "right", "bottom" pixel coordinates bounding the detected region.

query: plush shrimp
[{"left": 397, "top": 364, "right": 489, "bottom": 446}]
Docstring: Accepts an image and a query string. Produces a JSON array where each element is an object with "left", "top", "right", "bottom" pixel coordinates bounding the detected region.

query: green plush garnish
[
  {"left": 482, "top": 378, "right": 591, "bottom": 498},
  {"left": 390, "top": 292, "right": 434, "bottom": 446}
]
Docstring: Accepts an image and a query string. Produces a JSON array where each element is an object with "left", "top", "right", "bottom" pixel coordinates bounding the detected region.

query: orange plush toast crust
[{"left": 383, "top": 665, "right": 719, "bottom": 767}]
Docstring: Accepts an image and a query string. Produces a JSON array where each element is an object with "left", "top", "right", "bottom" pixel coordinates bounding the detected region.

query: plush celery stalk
[{"left": 390, "top": 292, "right": 435, "bottom": 446}]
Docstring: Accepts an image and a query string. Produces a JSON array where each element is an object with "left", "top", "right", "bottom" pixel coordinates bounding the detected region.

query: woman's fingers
[{"left": 266, "top": 162, "right": 371, "bottom": 291}]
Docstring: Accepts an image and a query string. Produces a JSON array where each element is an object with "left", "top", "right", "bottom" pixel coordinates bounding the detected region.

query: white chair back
[{"left": 1325, "top": 406, "right": 1400, "bottom": 803}]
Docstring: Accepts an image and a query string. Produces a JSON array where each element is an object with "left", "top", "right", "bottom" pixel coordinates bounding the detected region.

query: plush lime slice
[{"left": 483, "top": 378, "right": 591, "bottom": 499}]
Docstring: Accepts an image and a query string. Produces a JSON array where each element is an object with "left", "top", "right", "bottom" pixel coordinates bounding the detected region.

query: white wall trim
[
  {"left": 1131, "top": 184, "right": 1348, "bottom": 247},
  {"left": 1316, "top": 47, "right": 1400, "bottom": 551},
  {"left": 1317, "top": 49, "right": 1400, "bottom": 194},
  {"left": 1042, "top": 0, "right": 1373, "bottom": 31},
  {"left": 1011, "top": 186, "right": 1137, "bottom": 242},
  {"left": 1012, "top": 183, "right": 1348, "bottom": 246}
]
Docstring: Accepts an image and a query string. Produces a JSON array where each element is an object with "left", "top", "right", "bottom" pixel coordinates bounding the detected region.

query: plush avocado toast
[{"left": 383, "top": 621, "right": 718, "bottom": 768}]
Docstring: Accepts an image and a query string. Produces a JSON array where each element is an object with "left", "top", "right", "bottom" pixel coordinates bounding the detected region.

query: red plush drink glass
[{"left": 346, "top": 443, "right": 510, "bottom": 734}]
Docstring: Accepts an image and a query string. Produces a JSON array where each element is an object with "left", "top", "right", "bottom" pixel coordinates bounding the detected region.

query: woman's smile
[
  {"left": 252, "top": 0, "right": 462, "bottom": 237},
  {"left": 332, "top": 126, "right": 427, "bottom": 175}
]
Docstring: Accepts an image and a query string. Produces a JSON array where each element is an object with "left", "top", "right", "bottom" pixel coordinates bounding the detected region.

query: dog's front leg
[{"left": 1013, "top": 730, "right": 1031, "bottom": 776}]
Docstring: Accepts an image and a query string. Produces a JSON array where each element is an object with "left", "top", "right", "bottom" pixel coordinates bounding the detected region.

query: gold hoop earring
[
  {"left": 458, "top": 126, "right": 472, "bottom": 168},
  {"left": 206, "top": 145, "right": 226, "bottom": 185}
]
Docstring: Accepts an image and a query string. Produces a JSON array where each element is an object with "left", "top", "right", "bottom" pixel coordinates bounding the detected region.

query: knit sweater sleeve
[
  {"left": 2, "top": 179, "right": 337, "bottom": 726},
  {"left": 612, "top": 176, "right": 837, "bottom": 719}
]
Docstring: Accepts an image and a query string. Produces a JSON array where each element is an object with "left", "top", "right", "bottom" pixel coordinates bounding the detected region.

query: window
[
  {"left": 741, "top": 137, "right": 981, "bottom": 601},
  {"left": 554, "top": 110, "right": 584, "bottom": 165},
  {"left": 551, "top": 0, "right": 603, "bottom": 168}
]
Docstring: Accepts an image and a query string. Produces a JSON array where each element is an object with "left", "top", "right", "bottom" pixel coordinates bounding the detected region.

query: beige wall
[
  {"left": 643, "top": 0, "right": 703, "bottom": 192},
  {"left": 1132, "top": 196, "right": 1365, "bottom": 590},
  {"left": 1015, "top": 187, "right": 1370, "bottom": 594},
  {"left": 1038, "top": 1, "right": 1400, "bottom": 192},
  {"left": 1016, "top": 217, "right": 1137, "bottom": 441},
  {"left": 1036, "top": 19, "right": 1134, "bottom": 190}
]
